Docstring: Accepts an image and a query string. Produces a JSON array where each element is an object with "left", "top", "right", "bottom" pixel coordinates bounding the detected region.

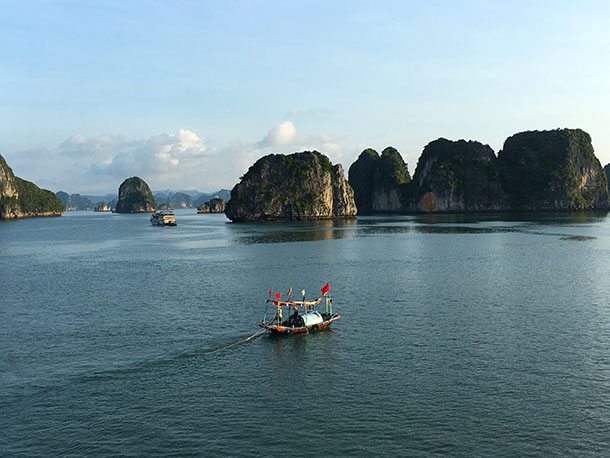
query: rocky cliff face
[
  {"left": 0, "top": 155, "right": 19, "bottom": 217},
  {"left": 348, "top": 147, "right": 411, "bottom": 214},
  {"left": 225, "top": 151, "right": 357, "bottom": 221},
  {"left": 348, "top": 148, "right": 378, "bottom": 213},
  {"left": 498, "top": 129, "right": 608, "bottom": 210},
  {"left": 347, "top": 129, "right": 608, "bottom": 214},
  {"left": 197, "top": 197, "right": 226, "bottom": 213},
  {"left": 1, "top": 154, "right": 63, "bottom": 219},
  {"left": 331, "top": 163, "right": 357, "bottom": 216},
  {"left": 115, "top": 177, "right": 156, "bottom": 213},
  {"left": 408, "top": 139, "right": 507, "bottom": 212}
]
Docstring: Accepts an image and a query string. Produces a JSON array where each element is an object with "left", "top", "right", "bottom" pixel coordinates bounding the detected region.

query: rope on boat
[{"left": 207, "top": 329, "right": 267, "bottom": 354}]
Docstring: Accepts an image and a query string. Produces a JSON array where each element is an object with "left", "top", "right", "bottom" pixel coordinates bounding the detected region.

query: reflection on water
[
  {"left": 264, "top": 329, "right": 337, "bottom": 368},
  {"left": 360, "top": 225, "right": 518, "bottom": 236},
  {"left": 361, "top": 212, "right": 608, "bottom": 226},
  {"left": 228, "top": 212, "right": 607, "bottom": 245},
  {"left": 560, "top": 235, "right": 597, "bottom": 241},
  {"left": 233, "top": 218, "right": 357, "bottom": 244}
]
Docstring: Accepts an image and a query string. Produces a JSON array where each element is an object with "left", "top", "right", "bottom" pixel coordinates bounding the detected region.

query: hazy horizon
[
  {"left": 56, "top": 187, "right": 231, "bottom": 198},
  {"left": 2, "top": 1, "right": 610, "bottom": 193}
]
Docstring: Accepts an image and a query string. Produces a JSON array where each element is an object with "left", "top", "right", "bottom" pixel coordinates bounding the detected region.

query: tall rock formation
[
  {"left": 498, "top": 129, "right": 609, "bottom": 210},
  {"left": 225, "top": 151, "right": 357, "bottom": 221},
  {"left": 348, "top": 147, "right": 411, "bottom": 214},
  {"left": 115, "top": 177, "right": 156, "bottom": 213},
  {"left": 0, "top": 154, "right": 63, "bottom": 219},
  {"left": 408, "top": 139, "right": 507, "bottom": 212}
]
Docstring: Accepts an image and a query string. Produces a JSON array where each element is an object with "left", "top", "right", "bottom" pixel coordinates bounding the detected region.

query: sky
[{"left": 1, "top": 0, "right": 610, "bottom": 194}]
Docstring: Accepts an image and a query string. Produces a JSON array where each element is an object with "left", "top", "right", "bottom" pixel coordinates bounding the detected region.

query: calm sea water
[{"left": 1, "top": 210, "right": 610, "bottom": 457}]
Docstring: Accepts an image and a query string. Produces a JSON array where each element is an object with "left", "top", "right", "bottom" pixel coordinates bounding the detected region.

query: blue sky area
[{"left": 1, "top": 0, "right": 609, "bottom": 193}]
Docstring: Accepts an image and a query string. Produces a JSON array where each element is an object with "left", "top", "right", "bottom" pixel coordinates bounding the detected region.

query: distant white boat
[{"left": 150, "top": 209, "right": 177, "bottom": 226}]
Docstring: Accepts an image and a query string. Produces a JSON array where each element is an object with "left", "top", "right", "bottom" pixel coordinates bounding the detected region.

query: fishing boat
[
  {"left": 260, "top": 283, "right": 340, "bottom": 335},
  {"left": 150, "top": 209, "right": 177, "bottom": 226}
]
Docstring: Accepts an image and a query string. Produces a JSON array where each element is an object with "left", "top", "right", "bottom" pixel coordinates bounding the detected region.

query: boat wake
[
  {"left": 205, "top": 329, "right": 267, "bottom": 354},
  {"left": 0, "top": 329, "right": 269, "bottom": 401}
]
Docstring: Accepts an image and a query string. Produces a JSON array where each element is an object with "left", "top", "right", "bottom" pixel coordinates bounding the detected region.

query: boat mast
[{"left": 264, "top": 289, "right": 272, "bottom": 323}]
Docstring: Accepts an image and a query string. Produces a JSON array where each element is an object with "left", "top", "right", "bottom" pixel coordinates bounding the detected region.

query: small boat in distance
[
  {"left": 260, "top": 283, "right": 340, "bottom": 335},
  {"left": 150, "top": 209, "right": 177, "bottom": 226}
]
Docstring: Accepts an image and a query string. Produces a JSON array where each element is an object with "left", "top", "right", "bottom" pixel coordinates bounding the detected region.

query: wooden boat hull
[{"left": 260, "top": 315, "right": 340, "bottom": 335}]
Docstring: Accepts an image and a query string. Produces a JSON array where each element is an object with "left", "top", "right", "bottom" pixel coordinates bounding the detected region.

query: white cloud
[
  {"left": 3, "top": 122, "right": 350, "bottom": 194},
  {"left": 18, "top": 129, "right": 211, "bottom": 193},
  {"left": 257, "top": 121, "right": 296, "bottom": 147},
  {"left": 222, "top": 128, "right": 348, "bottom": 181},
  {"left": 84, "top": 129, "right": 206, "bottom": 177},
  {"left": 294, "top": 133, "right": 345, "bottom": 164},
  {"left": 59, "top": 133, "right": 131, "bottom": 156}
]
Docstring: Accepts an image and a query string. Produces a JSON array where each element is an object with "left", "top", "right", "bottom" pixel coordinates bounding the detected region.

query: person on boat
[
  {"left": 275, "top": 306, "right": 283, "bottom": 324},
  {"left": 290, "top": 307, "right": 299, "bottom": 327}
]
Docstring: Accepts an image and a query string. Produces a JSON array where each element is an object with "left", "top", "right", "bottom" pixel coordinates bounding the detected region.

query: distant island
[
  {"left": 197, "top": 197, "right": 226, "bottom": 214},
  {"left": 348, "top": 128, "right": 609, "bottom": 215},
  {"left": 225, "top": 128, "right": 609, "bottom": 222},
  {"left": 3, "top": 127, "right": 610, "bottom": 222},
  {"left": 53, "top": 188, "right": 231, "bottom": 213},
  {"left": 115, "top": 177, "right": 156, "bottom": 213},
  {"left": 56, "top": 191, "right": 95, "bottom": 211},
  {"left": 0, "top": 154, "right": 63, "bottom": 220},
  {"left": 225, "top": 151, "right": 356, "bottom": 221},
  {"left": 154, "top": 191, "right": 192, "bottom": 209}
]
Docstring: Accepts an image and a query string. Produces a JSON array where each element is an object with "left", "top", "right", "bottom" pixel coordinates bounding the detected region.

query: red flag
[
  {"left": 268, "top": 289, "right": 272, "bottom": 295},
  {"left": 275, "top": 292, "right": 281, "bottom": 300},
  {"left": 321, "top": 283, "right": 330, "bottom": 296}
]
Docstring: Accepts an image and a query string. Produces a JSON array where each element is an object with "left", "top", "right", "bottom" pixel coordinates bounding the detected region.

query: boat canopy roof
[{"left": 267, "top": 297, "right": 322, "bottom": 307}]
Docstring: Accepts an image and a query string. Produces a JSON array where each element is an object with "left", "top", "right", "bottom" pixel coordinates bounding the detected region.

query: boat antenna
[
  {"left": 263, "top": 289, "right": 272, "bottom": 323},
  {"left": 274, "top": 292, "right": 282, "bottom": 323}
]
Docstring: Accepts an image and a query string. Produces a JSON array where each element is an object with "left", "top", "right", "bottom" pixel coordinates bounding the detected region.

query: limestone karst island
[
  {"left": 224, "top": 151, "right": 356, "bottom": 222},
  {"left": 1, "top": 128, "right": 609, "bottom": 221},
  {"left": 223, "top": 128, "right": 609, "bottom": 222},
  {"left": 115, "top": 177, "right": 157, "bottom": 214},
  {"left": 0, "top": 154, "right": 63, "bottom": 220}
]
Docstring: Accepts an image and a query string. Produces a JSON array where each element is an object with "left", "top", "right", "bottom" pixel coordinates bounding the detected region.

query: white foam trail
[{"left": 207, "top": 329, "right": 266, "bottom": 354}]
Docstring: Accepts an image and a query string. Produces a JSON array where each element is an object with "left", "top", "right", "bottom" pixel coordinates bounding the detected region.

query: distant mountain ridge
[
  {"left": 154, "top": 189, "right": 231, "bottom": 208},
  {"left": 192, "top": 189, "right": 231, "bottom": 208},
  {"left": 54, "top": 188, "right": 231, "bottom": 211},
  {"left": 56, "top": 191, "right": 95, "bottom": 211}
]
